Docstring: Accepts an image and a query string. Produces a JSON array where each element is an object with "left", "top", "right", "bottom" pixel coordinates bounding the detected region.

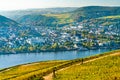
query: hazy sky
[{"left": 0, "top": 0, "right": 120, "bottom": 10}]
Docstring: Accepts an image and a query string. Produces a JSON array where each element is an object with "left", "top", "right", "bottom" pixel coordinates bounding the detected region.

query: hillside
[
  {"left": 72, "top": 6, "right": 120, "bottom": 22},
  {"left": 0, "top": 15, "right": 41, "bottom": 51},
  {"left": 0, "top": 6, "right": 120, "bottom": 53},
  {"left": 1, "top": 6, "right": 120, "bottom": 27},
  {"left": 54, "top": 52, "right": 120, "bottom": 80},
  {"left": 0, "top": 15, "right": 19, "bottom": 27},
  {"left": 0, "top": 7, "right": 78, "bottom": 20},
  {"left": 2, "top": 6, "right": 120, "bottom": 27},
  {"left": 44, "top": 13, "right": 74, "bottom": 25},
  {"left": 0, "top": 50, "right": 119, "bottom": 80},
  {"left": 100, "top": 15, "right": 120, "bottom": 19},
  {"left": 17, "top": 13, "right": 74, "bottom": 27},
  {"left": 16, "top": 14, "right": 57, "bottom": 26},
  {"left": 0, "top": 61, "right": 66, "bottom": 80},
  {"left": 80, "top": 15, "right": 120, "bottom": 27}
]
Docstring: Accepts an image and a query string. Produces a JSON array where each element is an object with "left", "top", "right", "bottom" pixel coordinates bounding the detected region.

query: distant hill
[
  {"left": 16, "top": 6, "right": 120, "bottom": 27},
  {"left": 17, "top": 14, "right": 57, "bottom": 26},
  {"left": 79, "top": 15, "right": 120, "bottom": 25},
  {"left": 0, "top": 15, "right": 19, "bottom": 27},
  {"left": 72, "top": 6, "right": 120, "bottom": 22},
  {"left": 0, "top": 7, "right": 78, "bottom": 20},
  {"left": 1, "top": 6, "right": 120, "bottom": 27}
]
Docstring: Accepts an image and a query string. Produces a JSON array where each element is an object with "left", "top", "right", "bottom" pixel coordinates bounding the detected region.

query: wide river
[{"left": 0, "top": 49, "right": 112, "bottom": 69}]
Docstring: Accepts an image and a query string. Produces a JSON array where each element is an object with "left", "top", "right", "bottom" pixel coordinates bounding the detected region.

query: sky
[{"left": 0, "top": 0, "right": 120, "bottom": 11}]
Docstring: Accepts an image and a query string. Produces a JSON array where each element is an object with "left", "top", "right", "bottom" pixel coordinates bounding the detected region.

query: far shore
[{"left": 0, "top": 47, "right": 118, "bottom": 54}]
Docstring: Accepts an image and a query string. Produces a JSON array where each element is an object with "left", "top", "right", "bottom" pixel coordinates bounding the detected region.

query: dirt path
[{"left": 43, "top": 52, "right": 120, "bottom": 80}]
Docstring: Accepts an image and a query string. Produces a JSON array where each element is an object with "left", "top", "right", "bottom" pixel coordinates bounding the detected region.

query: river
[{"left": 0, "top": 49, "right": 112, "bottom": 69}]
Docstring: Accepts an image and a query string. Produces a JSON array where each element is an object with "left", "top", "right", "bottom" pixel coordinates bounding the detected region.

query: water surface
[{"left": 0, "top": 49, "right": 111, "bottom": 69}]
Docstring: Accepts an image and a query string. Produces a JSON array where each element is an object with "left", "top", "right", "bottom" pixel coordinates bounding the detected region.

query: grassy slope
[
  {"left": 44, "top": 13, "right": 74, "bottom": 24},
  {"left": 54, "top": 53, "right": 120, "bottom": 80},
  {"left": 81, "top": 15, "right": 120, "bottom": 27},
  {"left": 98, "top": 15, "right": 120, "bottom": 26},
  {"left": 99, "top": 15, "right": 120, "bottom": 19},
  {"left": 72, "top": 6, "right": 120, "bottom": 22},
  {"left": 0, "top": 61, "right": 66, "bottom": 80},
  {"left": 44, "top": 12, "right": 120, "bottom": 27}
]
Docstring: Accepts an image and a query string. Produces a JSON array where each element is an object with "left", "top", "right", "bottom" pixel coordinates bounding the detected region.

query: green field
[
  {"left": 44, "top": 13, "right": 74, "bottom": 24},
  {"left": 0, "top": 61, "right": 66, "bottom": 80},
  {"left": 99, "top": 15, "right": 120, "bottom": 19},
  {"left": 54, "top": 53, "right": 120, "bottom": 80}
]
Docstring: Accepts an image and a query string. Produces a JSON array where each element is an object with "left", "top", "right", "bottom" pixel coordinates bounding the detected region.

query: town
[{"left": 0, "top": 20, "right": 120, "bottom": 53}]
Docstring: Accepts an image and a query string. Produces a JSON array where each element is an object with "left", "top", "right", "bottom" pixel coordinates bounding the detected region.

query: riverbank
[
  {"left": 0, "top": 47, "right": 119, "bottom": 54},
  {"left": 0, "top": 49, "right": 120, "bottom": 80},
  {"left": 0, "top": 49, "right": 111, "bottom": 69}
]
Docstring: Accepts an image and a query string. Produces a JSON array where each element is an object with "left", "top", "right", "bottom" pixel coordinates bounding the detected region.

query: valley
[
  {"left": 0, "top": 0, "right": 120, "bottom": 80},
  {"left": 0, "top": 6, "right": 120, "bottom": 53}
]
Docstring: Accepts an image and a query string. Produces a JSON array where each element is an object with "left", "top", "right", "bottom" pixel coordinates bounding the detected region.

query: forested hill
[
  {"left": 72, "top": 6, "right": 120, "bottom": 22},
  {"left": 16, "top": 6, "right": 120, "bottom": 27},
  {"left": 16, "top": 14, "right": 57, "bottom": 26},
  {"left": 2, "top": 6, "right": 120, "bottom": 27},
  {"left": 0, "top": 15, "right": 19, "bottom": 27}
]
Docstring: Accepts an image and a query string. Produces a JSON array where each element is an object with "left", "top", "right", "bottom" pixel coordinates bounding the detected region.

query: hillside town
[{"left": 0, "top": 21, "right": 120, "bottom": 53}]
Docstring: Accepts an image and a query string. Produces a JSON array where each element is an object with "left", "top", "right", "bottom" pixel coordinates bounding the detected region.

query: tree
[{"left": 51, "top": 43, "right": 59, "bottom": 50}]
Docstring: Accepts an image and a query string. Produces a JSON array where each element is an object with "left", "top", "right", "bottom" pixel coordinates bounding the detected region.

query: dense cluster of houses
[{"left": 0, "top": 22, "right": 120, "bottom": 52}]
